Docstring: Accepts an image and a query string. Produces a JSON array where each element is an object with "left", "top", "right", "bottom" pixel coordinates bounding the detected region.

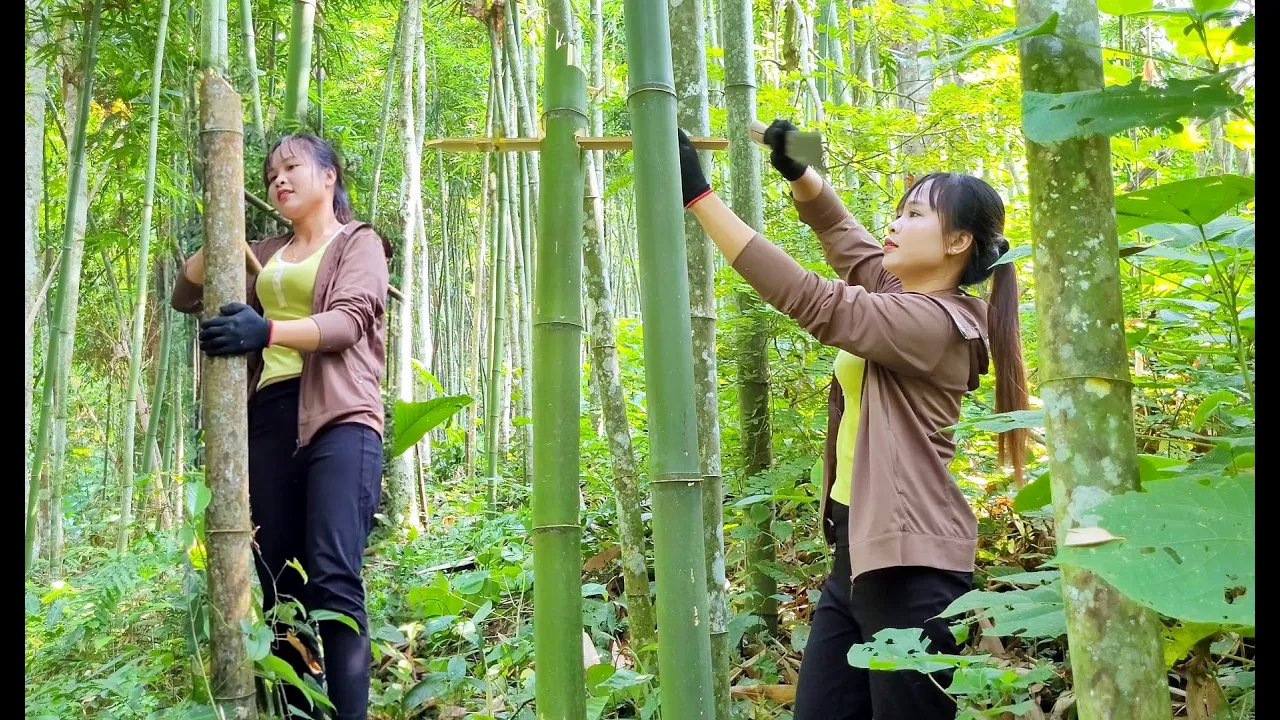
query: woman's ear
[
  {"left": 324, "top": 167, "right": 337, "bottom": 189},
  {"left": 948, "top": 231, "right": 975, "bottom": 257}
]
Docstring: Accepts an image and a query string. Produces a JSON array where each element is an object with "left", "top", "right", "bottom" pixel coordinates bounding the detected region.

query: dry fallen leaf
[{"left": 1063, "top": 527, "right": 1124, "bottom": 547}]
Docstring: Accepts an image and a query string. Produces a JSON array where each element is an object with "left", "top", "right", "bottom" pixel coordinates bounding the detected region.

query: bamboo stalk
[
  {"left": 622, "top": 0, "right": 716, "bottom": 710},
  {"left": 198, "top": 66, "right": 258, "bottom": 720},
  {"left": 283, "top": 0, "right": 316, "bottom": 126}
]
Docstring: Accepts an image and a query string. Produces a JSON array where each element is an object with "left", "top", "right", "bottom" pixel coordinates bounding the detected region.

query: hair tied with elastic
[{"left": 996, "top": 235, "right": 1010, "bottom": 254}]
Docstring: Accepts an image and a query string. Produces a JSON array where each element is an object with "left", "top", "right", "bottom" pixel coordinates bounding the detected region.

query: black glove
[
  {"left": 199, "top": 302, "right": 272, "bottom": 356},
  {"left": 763, "top": 118, "right": 808, "bottom": 181},
  {"left": 677, "top": 129, "right": 713, "bottom": 208}
]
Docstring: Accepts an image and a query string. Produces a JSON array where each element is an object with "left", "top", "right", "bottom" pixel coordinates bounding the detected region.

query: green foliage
[
  {"left": 1061, "top": 475, "right": 1254, "bottom": 626},
  {"left": 1115, "top": 174, "right": 1254, "bottom": 235},
  {"left": 1022, "top": 71, "right": 1245, "bottom": 144},
  {"left": 941, "top": 576, "right": 1067, "bottom": 639},
  {"left": 390, "top": 394, "right": 473, "bottom": 458}
]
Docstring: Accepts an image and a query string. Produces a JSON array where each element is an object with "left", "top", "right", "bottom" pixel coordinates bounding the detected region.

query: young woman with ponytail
[
  {"left": 173, "top": 134, "right": 390, "bottom": 719},
  {"left": 676, "top": 120, "right": 1028, "bottom": 720}
]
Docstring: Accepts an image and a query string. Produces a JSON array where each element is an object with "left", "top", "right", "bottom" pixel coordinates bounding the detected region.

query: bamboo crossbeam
[{"left": 426, "top": 135, "right": 730, "bottom": 153}]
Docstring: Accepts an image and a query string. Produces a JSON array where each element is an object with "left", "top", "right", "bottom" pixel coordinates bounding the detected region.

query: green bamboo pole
[
  {"left": 484, "top": 25, "right": 510, "bottom": 511},
  {"left": 622, "top": 0, "right": 715, "bottom": 711},
  {"left": 1017, "top": 1, "right": 1172, "bottom": 717},
  {"left": 25, "top": 0, "right": 104, "bottom": 574},
  {"left": 391, "top": 0, "right": 422, "bottom": 529},
  {"left": 156, "top": 328, "right": 180, "bottom": 532},
  {"left": 238, "top": 0, "right": 266, "bottom": 143},
  {"left": 725, "top": 0, "right": 777, "bottom": 635},
  {"left": 582, "top": 151, "right": 657, "bottom": 668},
  {"left": 466, "top": 72, "right": 495, "bottom": 480},
  {"left": 670, "top": 0, "right": 730, "bottom": 710},
  {"left": 142, "top": 274, "right": 175, "bottom": 478},
  {"left": 531, "top": 1, "right": 589, "bottom": 713},
  {"left": 282, "top": 0, "right": 316, "bottom": 126},
  {"left": 367, "top": 12, "right": 403, "bottom": 223}
]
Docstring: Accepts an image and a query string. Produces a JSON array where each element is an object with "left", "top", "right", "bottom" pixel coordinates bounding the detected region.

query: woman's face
[
  {"left": 882, "top": 180, "right": 970, "bottom": 284},
  {"left": 265, "top": 142, "right": 335, "bottom": 221}
]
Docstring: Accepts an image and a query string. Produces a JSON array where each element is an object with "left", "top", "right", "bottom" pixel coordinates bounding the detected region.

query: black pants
[
  {"left": 249, "top": 379, "right": 383, "bottom": 720},
  {"left": 793, "top": 503, "right": 973, "bottom": 720}
]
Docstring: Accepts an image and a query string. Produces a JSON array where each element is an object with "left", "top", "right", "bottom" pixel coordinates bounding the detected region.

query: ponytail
[{"left": 987, "top": 242, "right": 1029, "bottom": 487}]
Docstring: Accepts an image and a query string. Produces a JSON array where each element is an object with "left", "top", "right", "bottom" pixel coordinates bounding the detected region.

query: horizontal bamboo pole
[{"left": 426, "top": 135, "right": 730, "bottom": 153}]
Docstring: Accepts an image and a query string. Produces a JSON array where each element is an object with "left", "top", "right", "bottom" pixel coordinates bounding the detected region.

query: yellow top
[
  {"left": 830, "top": 349, "right": 867, "bottom": 506},
  {"left": 255, "top": 235, "right": 337, "bottom": 390}
]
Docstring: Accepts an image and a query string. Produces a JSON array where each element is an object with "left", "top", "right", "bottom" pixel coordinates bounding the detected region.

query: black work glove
[
  {"left": 763, "top": 118, "right": 808, "bottom": 181},
  {"left": 677, "top": 129, "right": 713, "bottom": 209},
  {"left": 200, "top": 302, "right": 272, "bottom": 356}
]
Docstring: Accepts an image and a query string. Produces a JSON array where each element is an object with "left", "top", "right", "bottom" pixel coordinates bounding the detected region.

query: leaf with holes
[
  {"left": 937, "top": 12, "right": 1058, "bottom": 65},
  {"left": 1115, "top": 175, "right": 1255, "bottom": 236},
  {"left": 945, "top": 409, "right": 1044, "bottom": 434},
  {"left": 391, "top": 395, "right": 474, "bottom": 458},
  {"left": 1022, "top": 71, "right": 1245, "bottom": 144},
  {"left": 848, "top": 627, "right": 986, "bottom": 673},
  {"left": 1060, "top": 476, "right": 1253, "bottom": 626},
  {"left": 940, "top": 579, "right": 1067, "bottom": 639}
]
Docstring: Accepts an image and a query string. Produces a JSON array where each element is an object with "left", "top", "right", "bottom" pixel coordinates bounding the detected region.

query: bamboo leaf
[{"left": 1022, "top": 71, "right": 1245, "bottom": 144}]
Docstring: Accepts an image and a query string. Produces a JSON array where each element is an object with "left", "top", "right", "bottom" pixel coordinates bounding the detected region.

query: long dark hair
[
  {"left": 262, "top": 133, "right": 354, "bottom": 224},
  {"left": 899, "top": 173, "right": 1030, "bottom": 485}
]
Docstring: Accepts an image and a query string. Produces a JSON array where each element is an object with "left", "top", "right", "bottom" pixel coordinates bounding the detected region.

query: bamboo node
[
  {"left": 626, "top": 81, "right": 676, "bottom": 101},
  {"left": 532, "top": 524, "right": 581, "bottom": 534},
  {"left": 651, "top": 472, "right": 703, "bottom": 484}
]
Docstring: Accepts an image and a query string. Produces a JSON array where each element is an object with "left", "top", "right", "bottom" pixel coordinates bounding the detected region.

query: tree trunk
[
  {"left": 119, "top": 0, "right": 172, "bottom": 552},
  {"left": 26, "top": 1, "right": 103, "bottom": 575},
  {"left": 25, "top": 0, "right": 48, "bottom": 535},
  {"left": 198, "top": 65, "right": 258, "bottom": 720},
  {"left": 622, "top": 0, "right": 716, "bottom": 711},
  {"left": 670, "top": 0, "right": 731, "bottom": 710},
  {"left": 531, "top": 3, "right": 589, "bottom": 713},
  {"left": 582, "top": 151, "right": 658, "bottom": 670},
  {"left": 282, "top": 0, "right": 316, "bottom": 127},
  {"left": 1017, "top": 2, "right": 1173, "bottom": 717},
  {"left": 466, "top": 74, "right": 495, "bottom": 480}
]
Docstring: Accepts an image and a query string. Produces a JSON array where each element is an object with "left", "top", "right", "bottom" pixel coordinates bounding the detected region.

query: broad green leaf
[
  {"left": 791, "top": 623, "right": 811, "bottom": 652},
  {"left": 1022, "top": 72, "right": 1245, "bottom": 144},
  {"left": 848, "top": 627, "right": 986, "bottom": 673},
  {"left": 598, "top": 667, "right": 653, "bottom": 691},
  {"left": 404, "top": 672, "right": 450, "bottom": 709},
  {"left": 1098, "top": 0, "right": 1153, "bottom": 14},
  {"left": 310, "top": 609, "right": 360, "bottom": 633},
  {"left": 1012, "top": 472, "right": 1051, "bottom": 513},
  {"left": 391, "top": 394, "right": 473, "bottom": 458},
  {"left": 586, "top": 663, "right": 617, "bottom": 695},
  {"left": 995, "top": 570, "right": 1059, "bottom": 586},
  {"left": 1116, "top": 175, "right": 1255, "bottom": 236},
  {"left": 1060, "top": 477, "right": 1253, "bottom": 626},
  {"left": 372, "top": 624, "right": 406, "bottom": 645},
  {"left": 1192, "top": 389, "right": 1239, "bottom": 431},
  {"left": 728, "top": 613, "right": 764, "bottom": 649},
  {"left": 1162, "top": 621, "right": 1224, "bottom": 669},
  {"left": 1229, "top": 16, "right": 1254, "bottom": 46},
  {"left": 941, "top": 580, "right": 1067, "bottom": 639},
  {"left": 585, "top": 695, "right": 610, "bottom": 720},
  {"left": 185, "top": 478, "right": 211, "bottom": 517},
  {"left": 937, "top": 12, "right": 1057, "bottom": 65},
  {"left": 241, "top": 619, "right": 271, "bottom": 662},
  {"left": 259, "top": 654, "right": 335, "bottom": 709}
]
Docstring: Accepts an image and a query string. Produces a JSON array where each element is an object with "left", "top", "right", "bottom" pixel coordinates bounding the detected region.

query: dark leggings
[
  {"left": 793, "top": 502, "right": 973, "bottom": 720},
  {"left": 249, "top": 379, "right": 383, "bottom": 719}
]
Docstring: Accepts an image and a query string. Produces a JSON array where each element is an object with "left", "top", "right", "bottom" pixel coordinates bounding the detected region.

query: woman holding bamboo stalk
[
  {"left": 173, "top": 134, "right": 389, "bottom": 719},
  {"left": 678, "top": 120, "right": 1028, "bottom": 720}
]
